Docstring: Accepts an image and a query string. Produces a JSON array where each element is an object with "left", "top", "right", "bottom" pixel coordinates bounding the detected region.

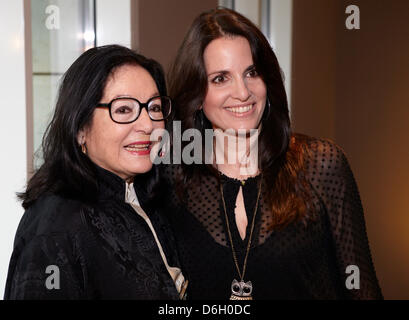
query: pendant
[{"left": 230, "top": 279, "right": 253, "bottom": 300}]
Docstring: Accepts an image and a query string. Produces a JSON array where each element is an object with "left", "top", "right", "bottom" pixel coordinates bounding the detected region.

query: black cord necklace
[{"left": 219, "top": 174, "right": 262, "bottom": 300}]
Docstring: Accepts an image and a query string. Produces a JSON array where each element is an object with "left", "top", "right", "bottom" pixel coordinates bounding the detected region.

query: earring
[
  {"left": 159, "top": 144, "right": 166, "bottom": 158},
  {"left": 81, "top": 143, "right": 87, "bottom": 154}
]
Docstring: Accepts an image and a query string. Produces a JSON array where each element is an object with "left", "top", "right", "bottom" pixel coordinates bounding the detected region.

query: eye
[
  {"left": 211, "top": 74, "right": 227, "bottom": 84},
  {"left": 149, "top": 103, "right": 162, "bottom": 113},
  {"left": 246, "top": 68, "right": 258, "bottom": 78},
  {"left": 114, "top": 106, "right": 133, "bottom": 114}
]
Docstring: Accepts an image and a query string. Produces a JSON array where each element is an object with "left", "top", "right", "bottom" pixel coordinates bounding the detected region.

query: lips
[
  {"left": 225, "top": 103, "right": 255, "bottom": 114},
  {"left": 124, "top": 141, "right": 152, "bottom": 155}
]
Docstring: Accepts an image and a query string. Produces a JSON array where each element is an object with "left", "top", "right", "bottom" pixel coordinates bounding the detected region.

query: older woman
[
  {"left": 4, "top": 45, "right": 186, "bottom": 299},
  {"left": 162, "top": 8, "right": 383, "bottom": 300}
]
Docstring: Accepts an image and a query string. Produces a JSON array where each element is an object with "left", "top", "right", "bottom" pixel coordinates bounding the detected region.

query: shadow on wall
[{"left": 291, "top": 0, "right": 409, "bottom": 299}]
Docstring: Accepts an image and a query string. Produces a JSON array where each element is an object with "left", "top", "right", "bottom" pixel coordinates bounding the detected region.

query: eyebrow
[
  {"left": 244, "top": 65, "right": 256, "bottom": 73},
  {"left": 207, "top": 70, "right": 228, "bottom": 78},
  {"left": 207, "top": 65, "right": 256, "bottom": 77},
  {"left": 111, "top": 92, "right": 160, "bottom": 100}
]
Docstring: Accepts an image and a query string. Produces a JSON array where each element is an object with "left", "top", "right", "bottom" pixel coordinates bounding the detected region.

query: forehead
[
  {"left": 203, "top": 36, "right": 254, "bottom": 72},
  {"left": 102, "top": 64, "right": 158, "bottom": 101}
]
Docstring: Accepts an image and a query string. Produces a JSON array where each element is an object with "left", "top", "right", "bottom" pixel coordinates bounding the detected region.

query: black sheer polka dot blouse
[{"left": 159, "top": 134, "right": 383, "bottom": 300}]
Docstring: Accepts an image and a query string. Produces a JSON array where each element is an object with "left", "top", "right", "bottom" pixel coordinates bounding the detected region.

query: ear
[{"left": 77, "top": 129, "right": 86, "bottom": 146}]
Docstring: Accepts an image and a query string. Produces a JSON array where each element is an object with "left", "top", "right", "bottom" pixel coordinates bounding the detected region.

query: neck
[{"left": 213, "top": 128, "right": 260, "bottom": 180}]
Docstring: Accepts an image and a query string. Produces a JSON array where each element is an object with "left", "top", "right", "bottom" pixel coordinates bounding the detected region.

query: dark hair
[
  {"left": 20, "top": 45, "right": 167, "bottom": 209},
  {"left": 168, "top": 8, "right": 312, "bottom": 229}
]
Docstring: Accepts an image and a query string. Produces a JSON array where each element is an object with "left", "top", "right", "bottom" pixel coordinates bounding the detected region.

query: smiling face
[
  {"left": 79, "top": 64, "right": 164, "bottom": 180},
  {"left": 202, "top": 36, "right": 267, "bottom": 132}
]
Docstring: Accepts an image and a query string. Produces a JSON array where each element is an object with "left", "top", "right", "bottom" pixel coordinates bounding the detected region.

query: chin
[
  {"left": 222, "top": 122, "right": 260, "bottom": 132},
  {"left": 126, "top": 162, "right": 153, "bottom": 176},
  {"left": 135, "top": 164, "right": 153, "bottom": 175}
]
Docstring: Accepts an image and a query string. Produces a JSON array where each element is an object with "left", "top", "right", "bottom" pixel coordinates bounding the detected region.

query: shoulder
[
  {"left": 158, "top": 164, "right": 184, "bottom": 193},
  {"left": 293, "top": 133, "right": 358, "bottom": 206},
  {"left": 15, "top": 193, "right": 89, "bottom": 244},
  {"left": 158, "top": 164, "right": 182, "bottom": 182},
  {"left": 293, "top": 133, "right": 346, "bottom": 159},
  {"left": 292, "top": 133, "right": 351, "bottom": 177}
]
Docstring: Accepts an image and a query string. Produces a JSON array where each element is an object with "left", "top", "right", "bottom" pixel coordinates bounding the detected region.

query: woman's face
[
  {"left": 202, "top": 36, "right": 267, "bottom": 132},
  {"left": 81, "top": 64, "right": 164, "bottom": 180}
]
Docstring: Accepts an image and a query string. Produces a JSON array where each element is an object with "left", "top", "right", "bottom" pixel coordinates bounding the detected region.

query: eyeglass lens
[{"left": 110, "top": 97, "right": 170, "bottom": 123}]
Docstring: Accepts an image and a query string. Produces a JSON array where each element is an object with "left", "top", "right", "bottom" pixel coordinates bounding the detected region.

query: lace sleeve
[{"left": 305, "top": 138, "right": 383, "bottom": 299}]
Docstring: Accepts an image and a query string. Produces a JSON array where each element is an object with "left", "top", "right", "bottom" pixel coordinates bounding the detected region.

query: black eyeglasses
[{"left": 96, "top": 95, "right": 172, "bottom": 124}]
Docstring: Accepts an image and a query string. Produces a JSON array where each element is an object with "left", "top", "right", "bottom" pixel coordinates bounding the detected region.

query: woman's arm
[
  {"left": 4, "top": 196, "right": 90, "bottom": 300},
  {"left": 4, "top": 231, "right": 86, "bottom": 300},
  {"left": 306, "top": 138, "right": 383, "bottom": 299}
]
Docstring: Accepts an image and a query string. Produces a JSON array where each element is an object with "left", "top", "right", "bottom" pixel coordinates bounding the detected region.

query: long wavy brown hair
[{"left": 168, "top": 8, "right": 313, "bottom": 230}]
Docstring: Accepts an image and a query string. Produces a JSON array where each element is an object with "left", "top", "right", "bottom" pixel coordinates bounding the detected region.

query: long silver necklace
[{"left": 219, "top": 174, "right": 262, "bottom": 300}]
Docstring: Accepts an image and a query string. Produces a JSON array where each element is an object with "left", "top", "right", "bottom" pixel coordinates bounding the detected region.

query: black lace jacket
[
  {"left": 4, "top": 166, "right": 180, "bottom": 300},
  {"left": 160, "top": 135, "right": 383, "bottom": 300}
]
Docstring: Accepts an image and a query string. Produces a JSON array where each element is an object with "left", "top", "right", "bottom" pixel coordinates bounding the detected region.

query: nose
[
  {"left": 133, "top": 108, "right": 153, "bottom": 134},
  {"left": 232, "top": 77, "right": 251, "bottom": 101}
]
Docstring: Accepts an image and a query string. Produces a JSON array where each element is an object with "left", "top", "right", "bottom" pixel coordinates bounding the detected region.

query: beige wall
[
  {"left": 291, "top": 0, "right": 337, "bottom": 140},
  {"left": 292, "top": 0, "right": 409, "bottom": 299},
  {"left": 131, "top": 0, "right": 218, "bottom": 72}
]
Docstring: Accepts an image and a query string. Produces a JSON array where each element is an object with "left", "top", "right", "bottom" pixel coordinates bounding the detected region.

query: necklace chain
[{"left": 219, "top": 174, "right": 263, "bottom": 281}]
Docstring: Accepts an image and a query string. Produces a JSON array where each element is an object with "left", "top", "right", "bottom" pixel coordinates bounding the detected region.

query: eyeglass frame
[{"left": 96, "top": 95, "right": 172, "bottom": 124}]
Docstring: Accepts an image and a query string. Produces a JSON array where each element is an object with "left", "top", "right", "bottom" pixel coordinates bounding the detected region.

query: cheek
[
  {"left": 153, "top": 121, "right": 165, "bottom": 130},
  {"left": 249, "top": 79, "right": 267, "bottom": 98},
  {"left": 203, "top": 88, "right": 228, "bottom": 114},
  {"left": 89, "top": 124, "right": 128, "bottom": 157}
]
